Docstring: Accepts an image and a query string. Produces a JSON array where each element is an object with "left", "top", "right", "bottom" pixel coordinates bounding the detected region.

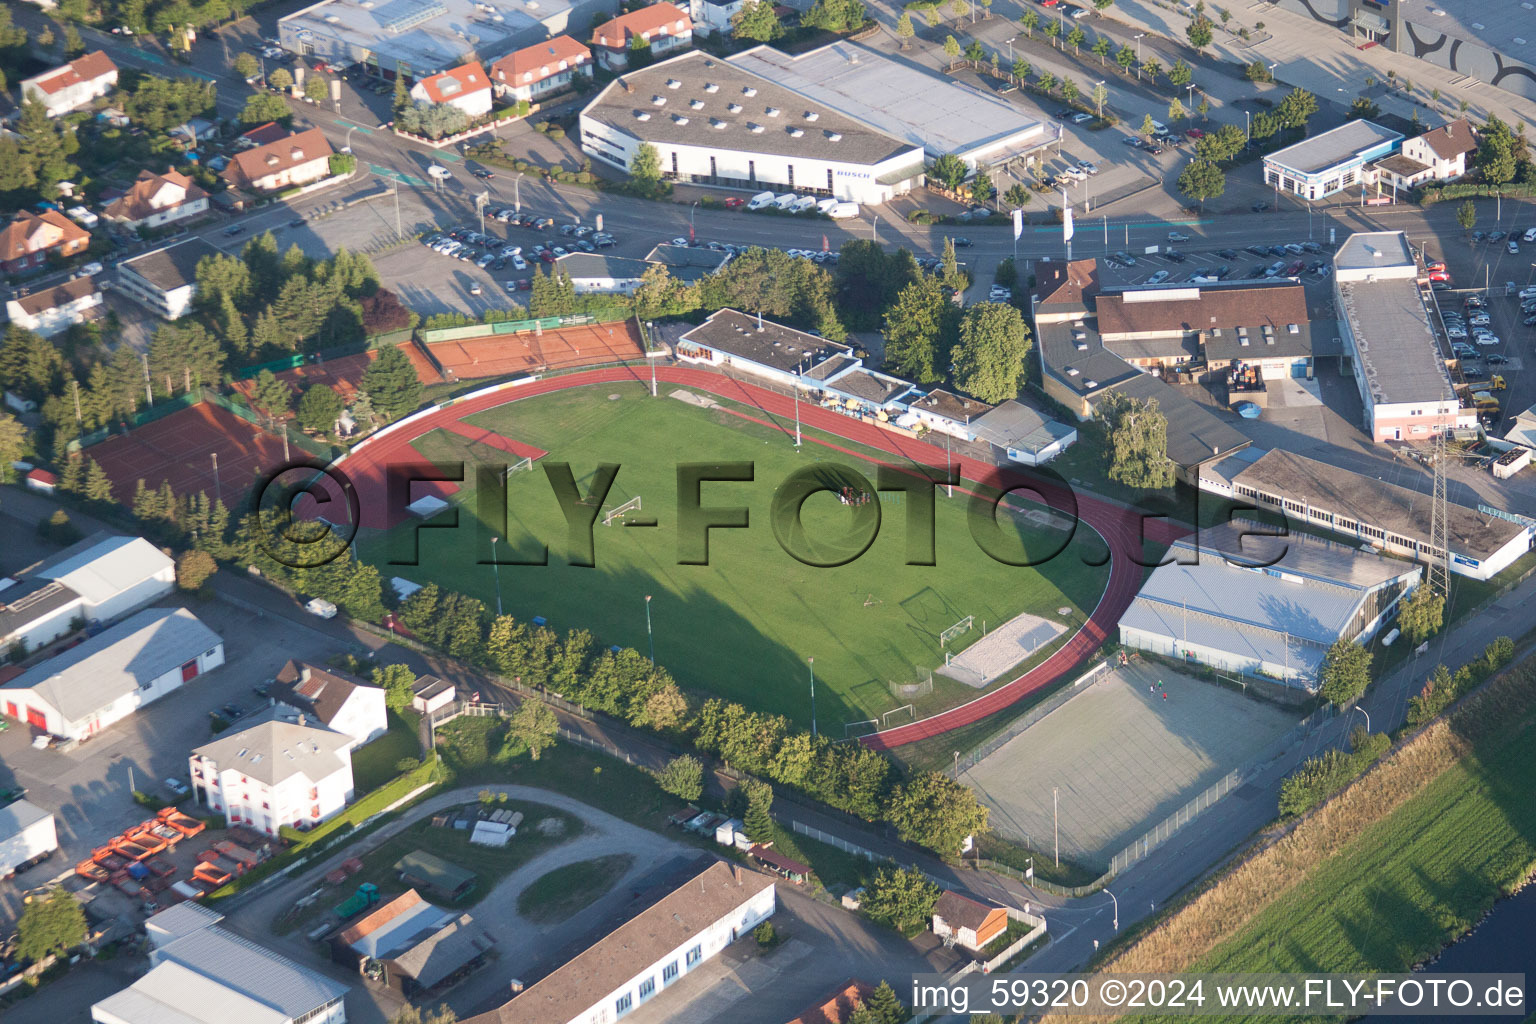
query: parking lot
[{"left": 1095, "top": 236, "right": 1336, "bottom": 288}]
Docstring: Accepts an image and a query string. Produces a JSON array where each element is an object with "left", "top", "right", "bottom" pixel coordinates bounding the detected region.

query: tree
[
  {"left": 943, "top": 34, "right": 961, "bottom": 60},
  {"left": 1141, "top": 56, "right": 1162, "bottom": 82},
  {"left": 1168, "top": 96, "right": 1186, "bottom": 123},
  {"left": 305, "top": 75, "right": 329, "bottom": 103},
  {"left": 801, "top": 0, "right": 870, "bottom": 32},
  {"left": 884, "top": 275, "right": 955, "bottom": 383},
  {"left": 16, "top": 889, "right": 86, "bottom": 964},
  {"left": 1245, "top": 59, "right": 1273, "bottom": 83},
  {"left": 1012, "top": 58, "right": 1031, "bottom": 81},
  {"left": 389, "top": 1005, "right": 457, "bottom": 1024},
  {"left": 731, "top": 0, "right": 783, "bottom": 41},
  {"left": 927, "top": 152, "right": 968, "bottom": 191},
  {"left": 1092, "top": 36, "right": 1111, "bottom": 64},
  {"left": 1346, "top": 95, "right": 1382, "bottom": 121},
  {"left": 1140, "top": 112, "right": 1158, "bottom": 138},
  {"left": 0, "top": 414, "right": 27, "bottom": 481},
  {"left": 1186, "top": 15, "right": 1213, "bottom": 49},
  {"left": 506, "top": 696, "right": 559, "bottom": 759},
  {"left": 1178, "top": 159, "right": 1226, "bottom": 209},
  {"left": 176, "top": 550, "right": 217, "bottom": 591},
  {"left": 862, "top": 982, "right": 909, "bottom": 1024},
  {"left": 296, "top": 383, "right": 344, "bottom": 434},
  {"left": 1476, "top": 114, "right": 1519, "bottom": 185},
  {"left": 241, "top": 92, "right": 290, "bottom": 125},
  {"left": 63, "top": 23, "right": 84, "bottom": 55},
  {"left": 887, "top": 771, "right": 988, "bottom": 856},
  {"left": 743, "top": 778, "right": 775, "bottom": 843},
  {"left": 1061, "top": 78, "right": 1080, "bottom": 104},
  {"left": 370, "top": 662, "right": 416, "bottom": 713},
  {"left": 1250, "top": 110, "right": 1281, "bottom": 142},
  {"left": 1197, "top": 97, "right": 1210, "bottom": 120},
  {"left": 1093, "top": 390, "right": 1173, "bottom": 488},
  {"left": 234, "top": 52, "right": 259, "bottom": 79},
  {"left": 250, "top": 369, "right": 293, "bottom": 420},
  {"left": 629, "top": 140, "right": 661, "bottom": 185},
  {"left": 360, "top": 345, "right": 422, "bottom": 422},
  {"left": 1066, "top": 25, "right": 1085, "bottom": 54},
  {"left": 1043, "top": 18, "right": 1061, "bottom": 47},
  {"left": 952, "top": 303, "right": 1030, "bottom": 404},
  {"left": 1398, "top": 585, "right": 1445, "bottom": 645},
  {"left": 969, "top": 167, "right": 995, "bottom": 205},
  {"left": 655, "top": 754, "right": 703, "bottom": 802},
  {"left": 1276, "top": 87, "right": 1319, "bottom": 131},
  {"left": 896, "top": 11, "right": 915, "bottom": 48},
  {"left": 16, "top": 99, "right": 78, "bottom": 195},
  {"left": 949, "top": 0, "right": 968, "bottom": 21},
  {"left": 1021, "top": 9, "right": 1038, "bottom": 36},
  {"left": 1457, "top": 199, "right": 1477, "bottom": 233},
  {"left": 963, "top": 39, "right": 986, "bottom": 63},
  {"left": 1167, "top": 58, "right": 1192, "bottom": 87},
  {"left": 1036, "top": 69, "right": 1056, "bottom": 93},
  {"left": 1320, "top": 639, "right": 1372, "bottom": 706},
  {"left": 397, "top": 101, "right": 470, "bottom": 140},
  {"left": 1003, "top": 182, "right": 1031, "bottom": 208},
  {"left": 269, "top": 67, "right": 294, "bottom": 91},
  {"left": 861, "top": 866, "right": 939, "bottom": 933},
  {"left": 1117, "top": 43, "right": 1137, "bottom": 74},
  {"left": 83, "top": 458, "right": 114, "bottom": 503}
]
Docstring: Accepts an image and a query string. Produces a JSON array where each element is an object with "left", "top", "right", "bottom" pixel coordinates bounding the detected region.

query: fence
[
  {"left": 202, "top": 388, "right": 334, "bottom": 460},
  {"left": 71, "top": 389, "right": 203, "bottom": 452},
  {"left": 958, "top": 659, "right": 1110, "bottom": 771},
  {"left": 416, "top": 312, "right": 618, "bottom": 345},
  {"left": 232, "top": 330, "right": 415, "bottom": 380},
  {"left": 1103, "top": 766, "right": 1245, "bottom": 875}
]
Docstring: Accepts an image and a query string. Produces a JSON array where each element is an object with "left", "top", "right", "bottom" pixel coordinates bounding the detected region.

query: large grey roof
[
  {"left": 145, "top": 902, "right": 224, "bottom": 948},
  {"left": 1110, "top": 373, "right": 1251, "bottom": 470},
  {"left": 3, "top": 607, "right": 221, "bottom": 725},
  {"left": 153, "top": 924, "right": 349, "bottom": 1019},
  {"left": 971, "top": 400, "right": 1075, "bottom": 451},
  {"left": 679, "top": 308, "right": 853, "bottom": 373},
  {"left": 35, "top": 533, "right": 172, "bottom": 606},
  {"left": 118, "top": 238, "right": 221, "bottom": 292},
  {"left": 91, "top": 960, "right": 289, "bottom": 1024},
  {"left": 582, "top": 50, "right": 917, "bottom": 166},
  {"left": 192, "top": 718, "right": 353, "bottom": 787},
  {"left": 1334, "top": 229, "right": 1414, "bottom": 275},
  {"left": 1186, "top": 521, "right": 1420, "bottom": 591},
  {"left": 385, "top": 912, "right": 496, "bottom": 988},
  {"left": 0, "top": 799, "right": 52, "bottom": 840},
  {"left": 1337, "top": 275, "right": 1455, "bottom": 406},
  {"left": 1121, "top": 595, "right": 1326, "bottom": 678},
  {"left": 1392, "top": 3, "right": 1536, "bottom": 70},
  {"left": 0, "top": 577, "right": 80, "bottom": 639},
  {"left": 727, "top": 41, "right": 1052, "bottom": 163},
  {"left": 1265, "top": 119, "right": 1403, "bottom": 175}
]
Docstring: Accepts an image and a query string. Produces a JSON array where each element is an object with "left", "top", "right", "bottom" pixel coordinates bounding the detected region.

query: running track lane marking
[{"left": 332, "top": 365, "right": 1185, "bottom": 747}]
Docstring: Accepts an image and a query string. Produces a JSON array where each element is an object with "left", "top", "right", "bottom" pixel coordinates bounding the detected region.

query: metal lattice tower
[{"left": 1427, "top": 431, "right": 1451, "bottom": 599}]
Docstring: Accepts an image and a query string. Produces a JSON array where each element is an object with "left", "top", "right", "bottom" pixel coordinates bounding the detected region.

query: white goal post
[
  {"left": 509, "top": 455, "right": 534, "bottom": 474},
  {"left": 940, "top": 615, "right": 974, "bottom": 647},
  {"left": 603, "top": 495, "right": 642, "bottom": 526}
]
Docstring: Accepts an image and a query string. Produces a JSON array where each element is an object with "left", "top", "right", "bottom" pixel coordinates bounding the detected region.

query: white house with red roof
[
  {"left": 490, "top": 36, "right": 593, "bottom": 103},
  {"left": 103, "top": 169, "right": 209, "bottom": 230},
  {"left": 591, "top": 3, "right": 693, "bottom": 71},
  {"left": 21, "top": 51, "right": 118, "bottom": 117},
  {"left": 409, "top": 62, "right": 493, "bottom": 117}
]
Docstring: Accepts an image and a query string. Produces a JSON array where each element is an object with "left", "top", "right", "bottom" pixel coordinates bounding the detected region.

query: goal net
[
  {"left": 603, "top": 495, "right": 642, "bottom": 526},
  {"left": 939, "top": 615, "right": 974, "bottom": 647}
]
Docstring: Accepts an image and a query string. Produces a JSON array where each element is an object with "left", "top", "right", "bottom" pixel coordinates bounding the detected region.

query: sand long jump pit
[{"left": 963, "top": 662, "right": 1298, "bottom": 867}]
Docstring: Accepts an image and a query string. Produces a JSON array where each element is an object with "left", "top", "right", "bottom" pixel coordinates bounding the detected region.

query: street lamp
[
  {"left": 489, "top": 536, "right": 503, "bottom": 616},
  {"left": 808, "top": 657, "right": 817, "bottom": 738},
  {"left": 1092, "top": 78, "right": 1106, "bottom": 118},
  {"left": 690, "top": 200, "right": 699, "bottom": 242},
  {"left": 1105, "top": 888, "right": 1119, "bottom": 930},
  {"left": 1353, "top": 705, "right": 1371, "bottom": 732},
  {"left": 871, "top": 214, "right": 879, "bottom": 244},
  {"left": 1006, "top": 36, "right": 1016, "bottom": 63},
  {"left": 645, "top": 595, "right": 655, "bottom": 665},
  {"left": 344, "top": 123, "right": 359, "bottom": 153},
  {"left": 514, "top": 171, "right": 523, "bottom": 213},
  {"left": 1134, "top": 32, "right": 1144, "bottom": 80}
]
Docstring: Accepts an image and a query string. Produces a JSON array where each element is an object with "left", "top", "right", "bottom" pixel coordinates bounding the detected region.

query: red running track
[{"left": 332, "top": 366, "right": 1186, "bottom": 749}]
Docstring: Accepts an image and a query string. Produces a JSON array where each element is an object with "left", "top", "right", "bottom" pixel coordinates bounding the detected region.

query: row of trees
[{"left": 381, "top": 576, "right": 989, "bottom": 855}]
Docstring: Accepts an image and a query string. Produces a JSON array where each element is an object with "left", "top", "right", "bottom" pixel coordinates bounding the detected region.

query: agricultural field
[{"left": 357, "top": 381, "right": 1110, "bottom": 728}]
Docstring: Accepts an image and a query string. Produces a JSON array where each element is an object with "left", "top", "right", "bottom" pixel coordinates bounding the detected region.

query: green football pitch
[{"left": 357, "top": 382, "right": 1111, "bottom": 729}]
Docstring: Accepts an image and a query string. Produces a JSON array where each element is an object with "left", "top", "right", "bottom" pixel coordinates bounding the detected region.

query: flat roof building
[
  {"left": 278, "top": 0, "right": 574, "bottom": 80},
  {"left": 1333, "top": 230, "right": 1473, "bottom": 442},
  {"left": 1120, "top": 522, "right": 1422, "bottom": 688},
  {"left": 1262, "top": 120, "right": 1402, "bottom": 200},
  {"left": 676, "top": 308, "right": 855, "bottom": 384},
  {"left": 116, "top": 237, "right": 222, "bottom": 320},
  {"left": 970, "top": 399, "right": 1078, "bottom": 467},
  {"left": 728, "top": 41, "right": 1055, "bottom": 173},
  {"left": 1205, "top": 448, "right": 1532, "bottom": 581},
  {"left": 579, "top": 50, "right": 925, "bottom": 205}
]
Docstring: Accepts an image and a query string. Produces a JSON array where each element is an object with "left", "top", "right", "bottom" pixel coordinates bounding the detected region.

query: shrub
[{"left": 753, "top": 920, "right": 777, "bottom": 946}]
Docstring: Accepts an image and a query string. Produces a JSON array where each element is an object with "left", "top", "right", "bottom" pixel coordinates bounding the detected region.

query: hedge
[{"left": 1419, "top": 182, "right": 1536, "bottom": 206}]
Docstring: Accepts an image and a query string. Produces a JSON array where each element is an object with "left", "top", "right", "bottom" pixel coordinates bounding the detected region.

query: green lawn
[
  {"left": 1131, "top": 698, "right": 1536, "bottom": 1023},
  {"left": 516, "top": 853, "right": 633, "bottom": 923},
  {"left": 358, "top": 382, "right": 1110, "bottom": 727},
  {"left": 351, "top": 712, "right": 424, "bottom": 794}
]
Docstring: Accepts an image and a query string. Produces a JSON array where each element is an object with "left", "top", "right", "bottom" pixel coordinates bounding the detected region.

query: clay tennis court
[
  {"left": 423, "top": 321, "right": 645, "bottom": 381},
  {"left": 228, "top": 350, "right": 384, "bottom": 407},
  {"left": 86, "top": 402, "right": 290, "bottom": 505},
  {"left": 963, "top": 663, "right": 1298, "bottom": 867}
]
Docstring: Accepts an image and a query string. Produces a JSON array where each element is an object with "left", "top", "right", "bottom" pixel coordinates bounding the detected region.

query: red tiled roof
[
  {"left": 1033, "top": 257, "right": 1098, "bottom": 307},
  {"left": 0, "top": 210, "right": 90, "bottom": 262},
  {"left": 27, "top": 50, "right": 117, "bottom": 95},
  {"left": 414, "top": 62, "right": 491, "bottom": 103},
  {"left": 1416, "top": 118, "right": 1477, "bottom": 161},
  {"left": 491, "top": 36, "right": 592, "bottom": 87},
  {"left": 1095, "top": 282, "right": 1308, "bottom": 337},
  {"left": 592, "top": 3, "right": 692, "bottom": 49},
  {"left": 934, "top": 890, "right": 1002, "bottom": 934},
  {"left": 784, "top": 981, "right": 876, "bottom": 1024},
  {"left": 240, "top": 121, "right": 290, "bottom": 147},
  {"left": 223, "top": 127, "right": 333, "bottom": 188},
  {"left": 28, "top": 469, "right": 59, "bottom": 485},
  {"left": 103, "top": 169, "right": 207, "bottom": 223}
]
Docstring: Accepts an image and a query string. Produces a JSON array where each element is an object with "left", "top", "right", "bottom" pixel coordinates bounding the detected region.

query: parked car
[
  {"left": 1147, "top": 270, "right": 1171, "bottom": 284},
  {"left": 1510, "top": 240, "right": 1522, "bottom": 255},
  {"left": 1070, "top": 111, "right": 1093, "bottom": 124},
  {"left": 1078, "top": 160, "right": 1099, "bottom": 175},
  {"left": 951, "top": 237, "right": 974, "bottom": 247},
  {"left": 1164, "top": 250, "right": 1187, "bottom": 263},
  {"left": 1113, "top": 251, "right": 1137, "bottom": 265},
  {"left": 1488, "top": 353, "right": 1511, "bottom": 364},
  {"left": 164, "top": 778, "right": 190, "bottom": 798},
  {"left": 1168, "top": 231, "right": 1190, "bottom": 243}
]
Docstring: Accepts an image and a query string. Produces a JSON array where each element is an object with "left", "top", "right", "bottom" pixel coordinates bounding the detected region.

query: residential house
[
  {"left": 490, "top": 37, "right": 592, "bottom": 103},
  {"left": 189, "top": 716, "right": 356, "bottom": 835},
  {"left": 222, "top": 127, "right": 334, "bottom": 193},
  {"left": 462, "top": 858, "right": 774, "bottom": 1024},
  {"left": 102, "top": 169, "right": 209, "bottom": 230},
  {"left": 0, "top": 607, "right": 225, "bottom": 741},
  {"left": 410, "top": 674, "right": 455, "bottom": 715},
  {"left": 269, "top": 659, "right": 388, "bottom": 746},
  {"left": 688, "top": 0, "right": 746, "bottom": 37},
  {"left": 94, "top": 903, "right": 348, "bottom": 1024},
  {"left": 21, "top": 51, "right": 118, "bottom": 117},
  {"left": 410, "top": 62, "right": 494, "bottom": 117},
  {"left": 784, "top": 980, "right": 876, "bottom": 1024},
  {"left": 115, "top": 237, "right": 221, "bottom": 319},
  {"left": 0, "top": 210, "right": 91, "bottom": 274},
  {"left": 931, "top": 890, "right": 1008, "bottom": 952},
  {"left": 1378, "top": 117, "right": 1479, "bottom": 191},
  {"left": 591, "top": 3, "right": 694, "bottom": 72},
  {"left": 3, "top": 276, "right": 104, "bottom": 337}
]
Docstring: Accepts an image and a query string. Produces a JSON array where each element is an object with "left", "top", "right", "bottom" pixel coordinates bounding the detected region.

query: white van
[
  {"left": 828, "top": 201, "right": 860, "bottom": 219},
  {"left": 789, "top": 196, "right": 818, "bottom": 213},
  {"left": 747, "top": 191, "right": 776, "bottom": 210},
  {"left": 816, "top": 197, "right": 840, "bottom": 214},
  {"left": 1149, "top": 119, "right": 1168, "bottom": 135},
  {"left": 772, "top": 193, "right": 798, "bottom": 210}
]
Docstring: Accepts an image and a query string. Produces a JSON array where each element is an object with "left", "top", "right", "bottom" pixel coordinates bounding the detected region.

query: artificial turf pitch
[{"left": 357, "top": 382, "right": 1110, "bottom": 728}]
